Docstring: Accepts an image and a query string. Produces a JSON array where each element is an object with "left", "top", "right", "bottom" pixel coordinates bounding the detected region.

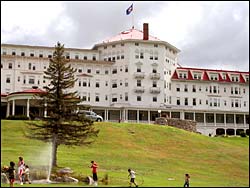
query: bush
[
  {"left": 240, "top": 131, "right": 246, "bottom": 137},
  {"left": 6, "top": 115, "right": 29, "bottom": 120}
]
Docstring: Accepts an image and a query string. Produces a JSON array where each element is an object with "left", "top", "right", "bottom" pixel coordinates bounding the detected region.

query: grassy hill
[{"left": 1, "top": 120, "right": 249, "bottom": 187}]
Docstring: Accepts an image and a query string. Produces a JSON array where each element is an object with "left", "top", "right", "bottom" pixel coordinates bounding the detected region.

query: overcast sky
[{"left": 1, "top": 1, "right": 249, "bottom": 71}]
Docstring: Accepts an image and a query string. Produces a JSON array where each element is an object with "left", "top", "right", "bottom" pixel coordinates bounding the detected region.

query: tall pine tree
[{"left": 26, "top": 42, "right": 99, "bottom": 167}]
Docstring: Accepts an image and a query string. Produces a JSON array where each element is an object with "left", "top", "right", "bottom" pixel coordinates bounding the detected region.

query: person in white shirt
[{"left": 128, "top": 169, "right": 138, "bottom": 187}]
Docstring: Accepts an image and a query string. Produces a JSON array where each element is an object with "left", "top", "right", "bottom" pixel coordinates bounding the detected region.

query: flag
[{"left": 126, "top": 4, "right": 133, "bottom": 15}]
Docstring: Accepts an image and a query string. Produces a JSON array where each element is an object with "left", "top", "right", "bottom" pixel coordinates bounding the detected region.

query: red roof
[
  {"left": 102, "top": 28, "right": 161, "bottom": 43},
  {"left": 8, "top": 88, "right": 46, "bottom": 96},
  {"left": 172, "top": 67, "right": 249, "bottom": 83}
]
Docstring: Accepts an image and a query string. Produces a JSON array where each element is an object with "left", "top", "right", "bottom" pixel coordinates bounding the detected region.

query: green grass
[{"left": 1, "top": 120, "right": 249, "bottom": 187}]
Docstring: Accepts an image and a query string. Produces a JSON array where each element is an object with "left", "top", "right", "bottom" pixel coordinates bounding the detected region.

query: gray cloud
[
  {"left": 178, "top": 2, "right": 249, "bottom": 71},
  {"left": 1, "top": 1, "right": 249, "bottom": 71}
]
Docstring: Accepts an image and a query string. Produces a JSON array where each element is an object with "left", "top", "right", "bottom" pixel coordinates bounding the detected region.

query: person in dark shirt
[
  {"left": 184, "top": 173, "right": 190, "bottom": 187},
  {"left": 6, "top": 161, "right": 16, "bottom": 187}
]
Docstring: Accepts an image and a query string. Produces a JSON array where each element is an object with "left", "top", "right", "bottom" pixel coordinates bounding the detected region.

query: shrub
[
  {"left": 6, "top": 115, "right": 29, "bottom": 120},
  {"left": 240, "top": 131, "right": 246, "bottom": 137}
]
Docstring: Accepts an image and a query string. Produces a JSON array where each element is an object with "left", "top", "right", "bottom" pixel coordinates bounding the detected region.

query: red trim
[
  {"left": 176, "top": 67, "right": 249, "bottom": 74},
  {"left": 171, "top": 70, "right": 179, "bottom": 79},
  {"left": 8, "top": 88, "right": 46, "bottom": 96},
  {"left": 203, "top": 71, "right": 210, "bottom": 81},
  {"left": 239, "top": 74, "right": 246, "bottom": 83},
  {"left": 187, "top": 70, "right": 193, "bottom": 80}
]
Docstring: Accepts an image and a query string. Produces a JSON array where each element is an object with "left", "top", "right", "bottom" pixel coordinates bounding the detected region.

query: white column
[
  {"left": 44, "top": 102, "right": 47, "bottom": 117},
  {"left": 125, "top": 109, "right": 128, "bottom": 122},
  {"left": 193, "top": 112, "right": 196, "bottom": 121},
  {"left": 106, "top": 109, "right": 109, "bottom": 121},
  {"left": 26, "top": 99, "right": 30, "bottom": 118},
  {"left": 12, "top": 100, "right": 15, "bottom": 116},
  {"left": 169, "top": 111, "right": 172, "bottom": 118},
  {"left": 180, "top": 111, "right": 184, "bottom": 120},
  {"left": 6, "top": 101, "right": 10, "bottom": 117}
]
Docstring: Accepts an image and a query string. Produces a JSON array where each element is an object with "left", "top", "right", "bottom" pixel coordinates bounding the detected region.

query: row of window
[
  {"left": 1, "top": 50, "right": 97, "bottom": 61},
  {"left": 174, "top": 97, "right": 247, "bottom": 108},
  {"left": 178, "top": 72, "right": 249, "bottom": 82},
  {"left": 175, "top": 85, "right": 247, "bottom": 94}
]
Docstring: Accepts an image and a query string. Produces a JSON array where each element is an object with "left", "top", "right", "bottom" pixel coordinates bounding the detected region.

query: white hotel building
[{"left": 1, "top": 23, "right": 249, "bottom": 136}]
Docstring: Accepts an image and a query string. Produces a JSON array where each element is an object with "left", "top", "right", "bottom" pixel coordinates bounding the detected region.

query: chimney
[{"left": 143, "top": 23, "right": 149, "bottom": 40}]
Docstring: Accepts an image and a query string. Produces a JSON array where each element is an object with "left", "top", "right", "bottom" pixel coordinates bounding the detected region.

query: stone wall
[{"left": 155, "top": 117, "right": 197, "bottom": 133}]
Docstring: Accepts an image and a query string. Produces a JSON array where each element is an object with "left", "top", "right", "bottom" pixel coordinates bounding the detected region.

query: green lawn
[{"left": 1, "top": 120, "right": 249, "bottom": 187}]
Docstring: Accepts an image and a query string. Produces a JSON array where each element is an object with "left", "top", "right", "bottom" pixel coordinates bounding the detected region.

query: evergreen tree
[{"left": 26, "top": 42, "right": 99, "bottom": 167}]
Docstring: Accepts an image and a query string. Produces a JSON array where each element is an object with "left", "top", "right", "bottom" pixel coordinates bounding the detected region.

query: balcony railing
[
  {"left": 134, "top": 72, "right": 145, "bottom": 79},
  {"left": 150, "top": 73, "right": 160, "bottom": 80},
  {"left": 134, "top": 86, "right": 145, "bottom": 93},
  {"left": 150, "top": 87, "right": 161, "bottom": 94}
]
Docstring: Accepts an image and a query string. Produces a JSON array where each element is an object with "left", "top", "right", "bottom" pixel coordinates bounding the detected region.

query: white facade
[{"left": 1, "top": 24, "right": 249, "bottom": 136}]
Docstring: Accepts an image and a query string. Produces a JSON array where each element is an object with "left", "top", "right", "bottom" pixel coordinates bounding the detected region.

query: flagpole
[{"left": 132, "top": 2, "right": 134, "bottom": 29}]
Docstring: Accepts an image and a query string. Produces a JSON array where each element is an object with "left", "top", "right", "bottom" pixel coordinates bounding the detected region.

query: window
[
  {"left": 21, "top": 52, "right": 25, "bottom": 56},
  {"left": 93, "top": 56, "right": 96, "bottom": 61},
  {"left": 112, "top": 57, "right": 115, "bottom": 61},
  {"left": 6, "top": 77, "right": 11, "bottom": 83},
  {"left": 82, "top": 96, "right": 87, "bottom": 101},
  {"left": 137, "top": 80, "right": 141, "bottom": 87},
  {"left": 79, "top": 81, "right": 81, "bottom": 86},
  {"left": 17, "top": 76, "right": 20, "bottom": 82},
  {"left": 177, "top": 98, "right": 180, "bottom": 105},
  {"left": 95, "top": 95, "right": 100, "bottom": 102},
  {"left": 154, "top": 44, "right": 158, "bottom": 47},
  {"left": 176, "top": 84, "right": 180, "bottom": 92},
  {"left": 193, "top": 98, "right": 196, "bottom": 106},
  {"left": 152, "top": 80, "right": 157, "bottom": 87},
  {"left": 192, "top": 85, "right": 196, "bottom": 92},
  {"left": 152, "top": 68, "right": 157, "bottom": 73},
  {"left": 39, "top": 54, "right": 43, "bottom": 58},
  {"left": 87, "top": 69, "right": 91, "bottom": 73},
  {"left": 154, "top": 56, "right": 158, "bottom": 60},
  {"left": 32, "top": 66, "right": 36, "bottom": 70},
  {"left": 105, "top": 70, "right": 109, "bottom": 74},
  {"left": 137, "top": 96, "right": 141, "bottom": 101},
  {"left": 78, "top": 69, "right": 82, "bottom": 73},
  {"left": 83, "top": 81, "right": 87, "bottom": 87},
  {"left": 12, "top": 51, "right": 16, "bottom": 56},
  {"left": 112, "top": 68, "right": 117, "bottom": 74},
  {"left": 121, "top": 43, "right": 124, "bottom": 46},
  {"left": 153, "top": 97, "right": 157, "bottom": 102},
  {"left": 95, "top": 82, "right": 100, "bottom": 88},
  {"left": 112, "top": 97, "right": 117, "bottom": 102},
  {"left": 185, "top": 98, "right": 188, "bottom": 106},
  {"left": 112, "top": 45, "right": 116, "bottom": 48},
  {"left": 140, "top": 52, "right": 144, "bottom": 59},
  {"left": 104, "top": 46, "right": 107, "bottom": 49},
  {"left": 184, "top": 85, "right": 188, "bottom": 92},
  {"left": 125, "top": 66, "right": 128, "bottom": 72},
  {"left": 28, "top": 63, "right": 32, "bottom": 70},
  {"left": 125, "top": 93, "right": 128, "bottom": 101},
  {"left": 30, "top": 53, "right": 34, "bottom": 57},
  {"left": 105, "top": 95, "right": 108, "bottom": 101},
  {"left": 96, "top": 70, "right": 100, "bottom": 74},
  {"left": 121, "top": 55, "right": 124, "bottom": 59},
  {"left": 75, "top": 55, "right": 79, "bottom": 59},
  {"left": 84, "top": 56, "right": 88, "bottom": 60},
  {"left": 48, "top": 55, "right": 52, "bottom": 58},
  {"left": 112, "top": 82, "right": 117, "bottom": 88},
  {"left": 105, "top": 81, "right": 108, "bottom": 86},
  {"left": 28, "top": 77, "right": 35, "bottom": 84},
  {"left": 8, "top": 63, "right": 13, "bottom": 69},
  {"left": 137, "top": 67, "right": 141, "bottom": 72},
  {"left": 135, "top": 43, "right": 139, "bottom": 46}
]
